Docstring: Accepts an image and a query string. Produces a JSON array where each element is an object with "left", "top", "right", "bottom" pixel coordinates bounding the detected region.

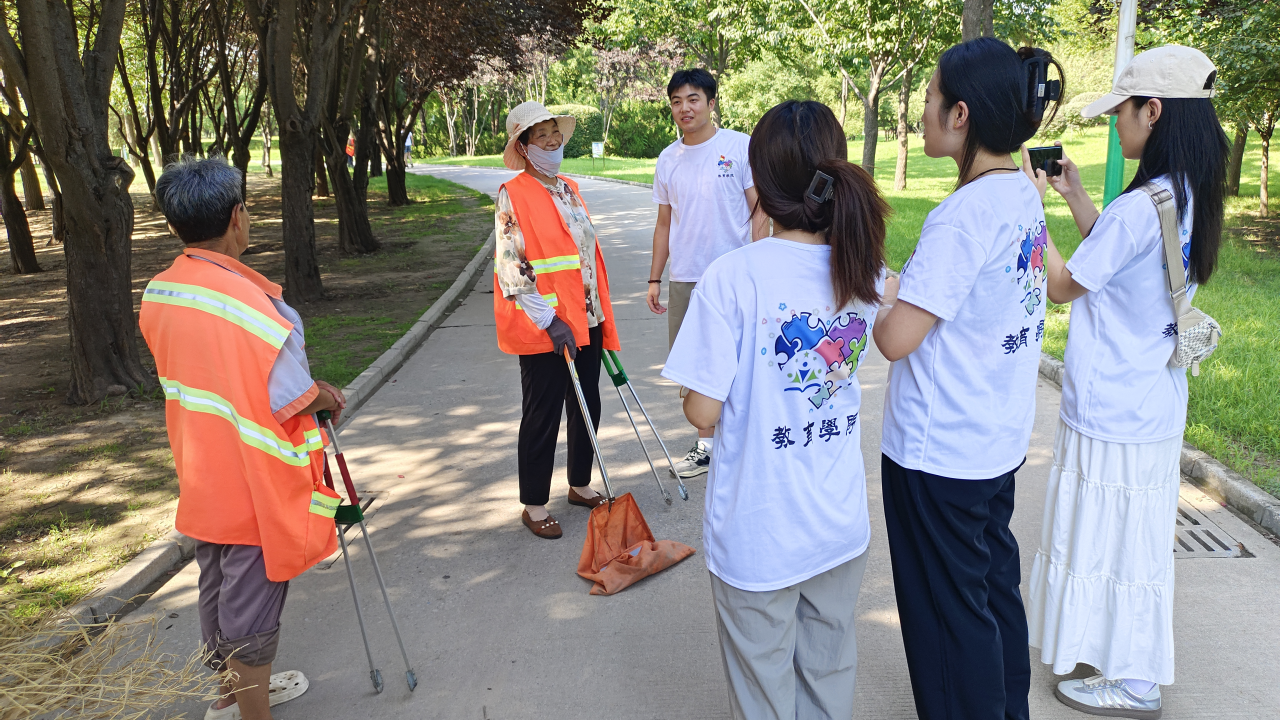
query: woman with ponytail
[
  {"left": 662, "top": 100, "right": 889, "bottom": 719},
  {"left": 872, "top": 37, "right": 1063, "bottom": 720},
  {"left": 1026, "top": 46, "right": 1228, "bottom": 720}
]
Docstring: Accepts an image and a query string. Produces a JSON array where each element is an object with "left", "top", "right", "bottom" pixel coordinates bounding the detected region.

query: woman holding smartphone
[
  {"left": 873, "top": 37, "right": 1062, "bottom": 720},
  {"left": 1026, "top": 45, "right": 1228, "bottom": 720}
]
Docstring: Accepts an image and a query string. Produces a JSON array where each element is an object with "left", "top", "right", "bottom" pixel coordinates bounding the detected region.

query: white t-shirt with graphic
[
  {"left": 881, "top": 172, "right": 1048, "bottom": 480},
  {"left": 1061, "top": 175, "right": 1195, "bottom": 443},
  {"left": 652, "top": 128, "right": 755, "bottom": 282},
  {"left": 662, "top": 238, "right": 882, "bottom": 592}
]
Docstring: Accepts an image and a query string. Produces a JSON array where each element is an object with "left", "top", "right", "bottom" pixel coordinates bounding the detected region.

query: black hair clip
[
  {"left": 806, "top": 170, "right": 834, "bottom": 203},
  {"left": 1023, "top": 56, "right": 1061, "bottom": 122}
]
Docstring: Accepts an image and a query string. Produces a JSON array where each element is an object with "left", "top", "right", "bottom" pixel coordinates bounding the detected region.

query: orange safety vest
[
  {"left": 494, "top": 173, "right": 621, "bottom": 355},
  {"left": 138, "top": 249, "right": 339, "bottom": 582}
]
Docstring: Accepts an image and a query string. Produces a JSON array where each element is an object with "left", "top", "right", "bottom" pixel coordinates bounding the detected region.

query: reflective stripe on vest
[
  {"left": 159, "top": 377, "right": 323, "bottom": 466},
  {"left": 514, "top": 292, "right": 559, "bottom": 310},
  {"left": 528, "top": 254, "right": 581, "bottom": 274},
  {"left": 143, "top": 281, "right": 291, "bottom": 349}
]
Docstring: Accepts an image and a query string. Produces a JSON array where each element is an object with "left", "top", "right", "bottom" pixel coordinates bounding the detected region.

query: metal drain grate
[{"left": 1174, "top": 498, "right": 1242, "bottom": 558}]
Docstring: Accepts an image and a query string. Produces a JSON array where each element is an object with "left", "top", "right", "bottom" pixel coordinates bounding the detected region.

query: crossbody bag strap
[{"left": 1137, "top": 182, "right": 1195, "bottom": 318}]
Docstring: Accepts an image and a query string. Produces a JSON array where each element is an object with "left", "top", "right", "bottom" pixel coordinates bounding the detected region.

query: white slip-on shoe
[
  {"left": 204, "top": 670, "right": 310, "bottom": 720},
  {"left": 1055, "top": 675, "right": 1161, "bottom": 719}
]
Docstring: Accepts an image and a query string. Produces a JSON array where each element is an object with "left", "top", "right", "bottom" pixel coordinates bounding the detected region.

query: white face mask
[{"left": 525, "top": 142, "right": 564, "bottom": 178}]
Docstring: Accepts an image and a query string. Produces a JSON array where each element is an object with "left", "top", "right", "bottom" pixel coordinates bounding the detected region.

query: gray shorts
[
  {"left": 196, "top": 542, "right": 289, "bottom": 669},
  {"left": 710, "top": 553, "right": 869, "bottom": 720}
]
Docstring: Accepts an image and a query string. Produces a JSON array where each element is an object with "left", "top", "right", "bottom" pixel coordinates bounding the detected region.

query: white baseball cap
[
  {"left": 1082, "top": 45, "right": 1217, "bottom": 119},
  {"left": 502, "top": 101, "right": 576, "bottom": 170}
]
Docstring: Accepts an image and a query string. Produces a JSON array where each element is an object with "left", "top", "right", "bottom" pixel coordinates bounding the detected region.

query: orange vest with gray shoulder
[
  {"left": 139, "top": 250, "right": 339, "bottom": 582},
  {"left": 493, "top": 173, "right": 621, "bottom": 355}
]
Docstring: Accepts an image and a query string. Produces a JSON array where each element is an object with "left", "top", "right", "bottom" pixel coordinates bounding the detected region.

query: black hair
[
  {"left": 667, "top": 68, "right": 717, "bottom": 101},
  {"left": 936, "top": 38, "right": 1064, "bottom": 185},
  {"left": 749, "top": 101, "right": 889, "bottom": 307},
  {"left": 1123, "top": 96, "right": 1228, "bottom": 285},
  {"left": 154, "top": 156, "right": 244, "bottom": 244}
]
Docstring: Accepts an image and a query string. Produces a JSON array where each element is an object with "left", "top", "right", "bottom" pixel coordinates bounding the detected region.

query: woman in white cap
[
  {"left": 493, "top": 101, "right": 619, "bottom": 538},
  {"left": 1024, "top": 45, "right": 1229, "bottom": 718}
]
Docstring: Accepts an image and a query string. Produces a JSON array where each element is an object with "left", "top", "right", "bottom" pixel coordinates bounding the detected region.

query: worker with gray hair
[{"left": 140, "top": 156, "right": 346, "bottom": 720}]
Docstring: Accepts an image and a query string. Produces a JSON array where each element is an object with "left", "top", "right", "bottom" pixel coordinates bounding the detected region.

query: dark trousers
[
  {"left": 881, "top": 454, "right": 1031, "bottom": 720},
  {"left": 517, "top": 325, "right": 603, "bottom": 506}
]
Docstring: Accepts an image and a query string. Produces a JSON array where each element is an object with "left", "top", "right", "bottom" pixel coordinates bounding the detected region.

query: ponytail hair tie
[{"left": 806, "top": 170, "right": 835, "bottom": 203}]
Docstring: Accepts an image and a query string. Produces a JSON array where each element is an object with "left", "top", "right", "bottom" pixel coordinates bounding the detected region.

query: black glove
[{"left": 546, "top": 316, "right": 578, "bottom": 360}]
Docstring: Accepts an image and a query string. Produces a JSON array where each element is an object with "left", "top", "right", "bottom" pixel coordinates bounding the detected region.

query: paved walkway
[{"left": 140, "top": 166, "right": 1280, "bottom": 720}]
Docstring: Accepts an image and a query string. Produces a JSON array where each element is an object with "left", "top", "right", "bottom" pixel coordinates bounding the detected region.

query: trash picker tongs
[
  {"left": 316, "top": 410, "right": 417, "bottom": 694},
  {"left": 600, "top": 349, "right": 688, "bottom": 503},
  {"left": 564, "top": 348, "right": 615, "bottom": 507}
]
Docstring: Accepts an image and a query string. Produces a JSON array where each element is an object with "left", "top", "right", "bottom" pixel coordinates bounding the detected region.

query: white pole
[{"left": 1113, "top": 0, "right": 1138, "bottom": 83}]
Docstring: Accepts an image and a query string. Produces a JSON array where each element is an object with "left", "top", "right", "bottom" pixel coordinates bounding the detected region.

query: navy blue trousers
[{"left": 881, "top": 454, "right": 1031, "bottom": 720}]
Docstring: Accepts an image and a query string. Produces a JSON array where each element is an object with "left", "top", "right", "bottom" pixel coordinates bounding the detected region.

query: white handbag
[{"left": 1137, "top": 182, "right": 1222, "bottom": 376}]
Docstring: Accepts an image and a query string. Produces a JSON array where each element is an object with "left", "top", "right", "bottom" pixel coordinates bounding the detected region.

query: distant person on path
[
  {"left": 1026, "top": 45, "right": 1229, "bottom": 720},
  {"left": 872, "top": 38, "right": 1063, "bottom": 720},
  {"left": 405, "top": 131, "right": 413, "bottom": 166},
  {"left": 664, "top": 100, "right": 889, "bottom": 720},
  {"left": 140, "top": 157, "right": 347, "bottom": 720},
  {"left": 648, "top": 68, "right": 764, "bottom": 480},
  {"left": 493, "top": 101, "right": 618, "bottom": 539},
  {"left": 346, "top": 136, "right": 355, "bottom": 168}
]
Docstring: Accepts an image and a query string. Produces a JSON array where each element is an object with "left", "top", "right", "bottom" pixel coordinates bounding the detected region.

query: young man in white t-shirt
[{"left": 648, "top": 68, "right": 764, "bottom": 479}]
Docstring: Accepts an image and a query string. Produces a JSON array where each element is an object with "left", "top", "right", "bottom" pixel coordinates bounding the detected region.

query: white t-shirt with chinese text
[
  {"left": 1061, "top": 175, "right": 1195, "bottom": 443},
  {"left": 881, "top": 171, "right": 1048, "bottom": 479},
  {"left": 662, "top": 237, "right": 882, "bottom": 592},
  {"left": 652, "top": 128, "right": 754, "bottom": 282}
]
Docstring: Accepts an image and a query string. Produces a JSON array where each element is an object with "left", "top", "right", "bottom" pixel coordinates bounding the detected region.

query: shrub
[
  {"left": 547, "top": 104, "right": 602, "bottom": 158},
  {"left": 606, "top": 100, "right": 677, "bottom": 158}
]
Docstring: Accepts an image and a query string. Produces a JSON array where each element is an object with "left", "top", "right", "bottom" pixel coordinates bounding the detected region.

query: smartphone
[{"left": 1027, "top": 145, "right": 1063, "bottom": 177}]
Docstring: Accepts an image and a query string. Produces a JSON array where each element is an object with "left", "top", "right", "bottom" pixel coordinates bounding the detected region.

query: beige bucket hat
[
  {"left": 502, "top": 101, "right": 577, "bottom": 170},
  {"left": 1082, "top": 45, "right": 1217, "bottom": 118}
]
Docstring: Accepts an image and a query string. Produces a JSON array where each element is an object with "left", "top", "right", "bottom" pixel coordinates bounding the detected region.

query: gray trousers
[{"left": 710, "top": 553, "right": 869, "bottom": 720}]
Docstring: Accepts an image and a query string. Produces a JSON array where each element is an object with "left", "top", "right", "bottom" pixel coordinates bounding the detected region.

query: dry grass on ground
[{"left": 0, "top": 169, "right": 492, "bottom": 614}]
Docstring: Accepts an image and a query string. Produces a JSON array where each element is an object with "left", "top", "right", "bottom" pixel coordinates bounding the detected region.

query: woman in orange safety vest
[{"left": 493, "top": 101, "right": 620, "bottom": 539}]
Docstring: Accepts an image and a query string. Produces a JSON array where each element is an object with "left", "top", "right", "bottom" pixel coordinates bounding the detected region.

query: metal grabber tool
[
  {"left": 600, "top": 349, "right": 688, "bottom": 503},
  {"left": 564, "top": 348, "right": 616, "bottom": 506},
  {"left": 316, "top": 410, "right": 417, "bottom": 694}
]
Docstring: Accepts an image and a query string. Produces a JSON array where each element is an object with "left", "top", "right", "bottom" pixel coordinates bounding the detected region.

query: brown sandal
[
  {"left": 567, "top": 487, "right": 608, "bottom": 509},
  {"left": 522, "top": 510, "right": 563, "bottom": 539}
]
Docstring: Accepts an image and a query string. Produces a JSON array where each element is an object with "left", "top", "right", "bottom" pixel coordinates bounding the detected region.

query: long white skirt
[{"left": 1027, "top": 420, "right": 1182, "bottom": 685}]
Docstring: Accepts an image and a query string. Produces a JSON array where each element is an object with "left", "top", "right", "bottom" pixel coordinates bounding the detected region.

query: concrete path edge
[
  {"left": 1038, "top": 351, "right": 1280, "bottom": 536},
  {"left": 340, "top": 231, "right": 497, "bottom": 421},
  {"left": 57, "top": 230, "right": 498, "bottom": 628}
]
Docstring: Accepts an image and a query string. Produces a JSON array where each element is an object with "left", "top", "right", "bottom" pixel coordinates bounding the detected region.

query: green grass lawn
[{"left": 432, "top": 126, "right": 1280, "bottom": 495}]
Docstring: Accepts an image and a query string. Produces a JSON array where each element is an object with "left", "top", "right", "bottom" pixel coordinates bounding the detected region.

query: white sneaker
[
  {"left": 670, "top": 442, "right": 710, "bottom": 478},
  {"left": 1055, "top": 675, "right": 1161, "bottom": 719}
]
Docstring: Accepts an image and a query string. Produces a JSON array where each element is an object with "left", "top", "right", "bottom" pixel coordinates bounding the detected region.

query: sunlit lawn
[{"left": 433, "top": 125, "right": 1280, "bottom": 494}]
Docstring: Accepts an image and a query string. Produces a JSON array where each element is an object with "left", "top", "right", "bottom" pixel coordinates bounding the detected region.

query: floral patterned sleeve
[{"left": 494, "top": 188, "right": 539, "bottom": 298}]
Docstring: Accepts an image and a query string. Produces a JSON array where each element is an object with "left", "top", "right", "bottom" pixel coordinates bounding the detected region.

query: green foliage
[
  {"left": 548, "top": 45, "right": 599, "bottom": 106},
  {"left": 548, "top": 104, "right": 605, "bottom": 157},
  {"left": 606, "top": 101, "right": 677, "bottom": 158},
  {"left": 719, "top": 52, "right": 847, "bottom": 134}
]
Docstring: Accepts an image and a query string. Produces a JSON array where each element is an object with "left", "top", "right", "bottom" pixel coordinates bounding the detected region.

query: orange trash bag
[
  {"left": 577, "top": 493, "right": 695, "bottom": 595},
  {"left": 561, "top": 349, "right": 695, "bottom": 595}
]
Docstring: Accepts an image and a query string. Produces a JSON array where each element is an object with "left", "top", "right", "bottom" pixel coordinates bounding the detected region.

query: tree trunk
[
  {"left": 894, "top": 68, "right": 911, "bottom": 191},
  {"left": 19, "top": 155, "right": 43, "bottom": 210},
  {"left": 1, "top": 134, "right": 39, "bottom": 273},
  {"left": 860, "top": 71, "right": 884, "bottom": 175},
  {"left": 41, "top": 159, "right": 64, "bottom": 244},
  {"left": 962, "top": 0, "right": 994, "bottom": 41},
  {"left": 354, "top": 99, "right": 374, "bottom": 204},
  {"left": 1261, "top": 127, "right": 1272, "bottom": 218},
  {"left": 322, "top": 124, "right": 379, "bottom": 255},
  {"left": 262, "top": 123, "right": 273, "bottom": 176},
  {"left": 1226, "top": 122, "right": 1247, "bottom": 197},
  {"left": 840, "top": 74, "right": 848, "bottom": 131},
  {"left": 385, "top": 156, "right": 409, "bottom": 206},
  {"left": 279, "top": 130, "right": 325, "bottom": 302},
  {"left": 370, "top": 141, "right": 382, "bottom": 177},
  {"left": 313, "top": 143, "right": 330, "bottom": 197}
]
